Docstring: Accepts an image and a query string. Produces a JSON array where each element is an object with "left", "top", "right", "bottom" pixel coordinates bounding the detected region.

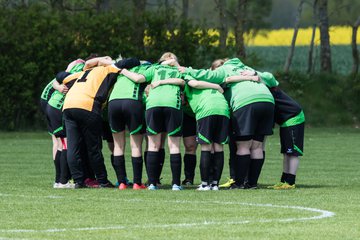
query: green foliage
[
  {"left": 0, "top": 2, "right": 358, "bottom": 130},
  {"left": 274, "top": 72, "right": 359, "bottom": 127}
]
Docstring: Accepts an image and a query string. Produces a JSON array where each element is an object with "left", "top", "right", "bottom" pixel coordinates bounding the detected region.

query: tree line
[{"left": 0, "top": 0, "right": 359, "bottom": 130}]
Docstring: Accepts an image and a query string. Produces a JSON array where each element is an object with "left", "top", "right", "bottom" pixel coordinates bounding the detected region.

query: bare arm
[
  {"left": 52, "top": 80, "right": 69, "bottom": 94},
  {"left": 65, "top": 59, "right": 85, "bottom": 72},
  {"left": 187, "top": 80, "right": 224, "bottom": 94},
  {"left": 225, "top": 75, "right": 259, "bottom": 84},
  {"left": 83, "top": 56, "right": 113, "bottom": 70},
  {"left": 120, "top": 69, "right": 146, "bottom": 83},
  {"left": 151, "top": 78, "right": 185, "bottom": 89}
]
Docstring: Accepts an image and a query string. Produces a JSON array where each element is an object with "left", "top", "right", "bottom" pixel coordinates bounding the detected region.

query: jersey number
[
  {"left": 77, "top": 70, "right": 92, "bottom": 83},
  {"left": 157, "top": 70, "right": 178, "bottom": 80}
]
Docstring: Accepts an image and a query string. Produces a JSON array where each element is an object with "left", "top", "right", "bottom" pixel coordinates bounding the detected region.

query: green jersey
[
  {"left": 184, "top": 84, "right": 230, "bottom": 120},
  {"left": 40, "top": 79, "right": 55, "bottom": 101},
  {"left": 109, "top": 64, "right": 151, "bottom": 102},
  {"left": 48, "top": 63, "right": 85, "bottom": 109},
  {"left": 143, "top": 64, "right": 182, "bottom": 110},
  {"left": 257, "top": 71, "right": 279, "bottom": 88},
  {"left": 220, "top": 60, "right": 273, "bottom": 111},
  {"left": 225, "top": 81, "right": 274, "bottom": 111},
  {"left": 185, "top": 58, "right": 253, "bottom": 84}
]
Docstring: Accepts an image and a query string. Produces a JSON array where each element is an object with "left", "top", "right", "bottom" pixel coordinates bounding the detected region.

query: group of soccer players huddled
[{"left": 40, "top": 52, "right": 305, "bottom": 191}]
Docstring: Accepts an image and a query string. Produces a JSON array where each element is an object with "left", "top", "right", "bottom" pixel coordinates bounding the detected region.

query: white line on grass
[{"left": 0, "top": 192, "right": 335, "bottom": 234}]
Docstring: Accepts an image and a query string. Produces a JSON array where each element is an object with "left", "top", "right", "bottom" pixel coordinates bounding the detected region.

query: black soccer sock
[
  {"left": 146, "top": 151, "right": 159, "bottom": 185},
  {"left": 248, "top": 158, "right": 265, "bottom": 186},
  {"left": 234, "top": 154, "right": 251, "bottom": 186},
  {"left": 113, "top": 155, "right": 126, "bottom": 184},
  {"left": 209, "top": 153, "right": 215, "bottom": 182},
  {"left": 200, "top": 151, "right": 211, "bottom": 184},
  {"left": 132, "top": 156, "right": 143, "bottom": 185},
  {"left": 54, "top": 150, "right": 62, "bottom": 183},
  {"left": 59, "top": 150, "right": 70, "bottom": 184},
  {"left": 281, "top": 172, "right": 288, "bottom": 183},
  {"left": 144, "top": 151, "right": 148, "bottom": 167},
  {"left": 183, "top": 154, "right": 196, "bottom": 180},
  {"left": 286, "top": 173, "right": 296, "bottom": 185},
  {"left": 213, "top": 152, "right": 224, "bottom": 184},
  {"left": 170, "top": 153, "right": 182, "bottom": 186},
  {"left": 228, "top": 137, "right": 237, "bottom": 179},
  {"left": 157, "top": 148, "right": 165, "bottom": 182}
]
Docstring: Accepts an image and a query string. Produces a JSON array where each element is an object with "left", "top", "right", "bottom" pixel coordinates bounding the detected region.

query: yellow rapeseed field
[
  {"left": 144, "top": 26, "right": 358, "bottom": 46},
  {"left": 243, "top": 26, "right": 358, "bottom": 46}
]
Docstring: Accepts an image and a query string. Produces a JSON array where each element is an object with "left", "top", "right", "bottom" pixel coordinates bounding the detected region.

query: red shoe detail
[
  {"left": 84, "top": 178, "right": 100, "bottom": 188},
  {"left": 119, "top": 183, "right": 127, "bottom": 190},
  {"left": 133, "top": 183, "right": 146, "bottom": 190}
]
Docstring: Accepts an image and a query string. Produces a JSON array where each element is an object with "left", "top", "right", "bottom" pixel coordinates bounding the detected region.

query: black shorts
[
  {"left": 280, "top": 123, "right": 304, "bottom": 156},
  {"left": 46, "top": 105, "right": 65, "bottom": 138},
  {"left": 197, "top": 115, "right": 229, "bottom": 144},
  {"left": 108, "top": 99, "right": 145, "bottom": 135},
  {"left": 232, "top": 102, "right": 274, "bottom": 141},
  {"left": 182, "top": 112, "right": 197, "bottom": 137},
  {"left": 102, "top": 120, "right": 113, "bottom": 143},
  {"left": 146, "top": 107, "right": 182, "bottom": 136}
]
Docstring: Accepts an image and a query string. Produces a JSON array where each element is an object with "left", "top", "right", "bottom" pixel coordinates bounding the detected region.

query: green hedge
[{"left": 0, "top": 4, "right": 359, "bottom": 130}]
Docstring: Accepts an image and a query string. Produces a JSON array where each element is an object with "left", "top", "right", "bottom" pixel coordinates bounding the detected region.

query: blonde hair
[
  {"left": 158, "top": 52, "right": 178, "bottom": 63},
  {"left": 211, "top": 58, "right": 226, "bottom": 70}
]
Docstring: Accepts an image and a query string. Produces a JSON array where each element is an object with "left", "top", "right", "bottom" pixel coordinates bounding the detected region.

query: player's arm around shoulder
[
  {"left": 187, "top": 80, "right": 224, "bottom": 94},
  {"left": 151, "top": 78, "right": 185, "bottom": 89},
  {"left": 120, "top": 69, "right": 146, "bottom": 83}
]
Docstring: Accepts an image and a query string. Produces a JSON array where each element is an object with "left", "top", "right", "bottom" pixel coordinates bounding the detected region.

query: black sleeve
[
  {"left": 56, "top": 71, "right": 71, "bottom": 84},
  {"left": 115, "top": 58, "right": 140, "bottom": 69}
]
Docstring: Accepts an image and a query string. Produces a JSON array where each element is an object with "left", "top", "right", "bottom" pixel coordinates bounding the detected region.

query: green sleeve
[
  {"left": 143, "top": 65, "right": 155, "bottom": 83},
  {"left": 185, "top": 67, "right": 225, "bottom": 84}
]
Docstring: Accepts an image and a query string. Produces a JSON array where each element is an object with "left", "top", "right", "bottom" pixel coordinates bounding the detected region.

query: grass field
[
  {"left": 247, "top": 45, "right": 355, "bottom": 75},
  {"left": 0, "top": 128, "right": 359, "bottom": 240}
]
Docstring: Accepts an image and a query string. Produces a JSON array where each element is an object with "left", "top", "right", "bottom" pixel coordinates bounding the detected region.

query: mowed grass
[
  {"left": 248, "top": 45, "right": 354, "bottom": 75},
  {"left": 0, "top": 128, "right": 359, "bottom": 240}
]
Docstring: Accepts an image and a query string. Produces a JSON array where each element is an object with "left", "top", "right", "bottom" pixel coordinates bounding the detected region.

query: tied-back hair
[
  {"left": 158, "top": 52, "right": 178, "bottom": 63},
  {"left": 85, "top": 53, "right": 99, "bottom": 61},
  {"left": 210, "top": 58, "right": 227, "bottom": 70}
]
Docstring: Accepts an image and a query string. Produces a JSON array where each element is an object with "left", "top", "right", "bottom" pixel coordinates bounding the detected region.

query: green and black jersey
[
  {"left": 48, "top": 63, "right": 85, "bottom": 110},
  {"left": 183, "top": 82, "right": 230, "bottom": 121},
  {"left": 258, "top": 72, "right": 305, "bottom": 126},
  {"left": 109, "top": 64, "right": 151, "bottom": 102},
  {"left": 143, "top": 64, "right": 183, "bottom": 110},
  {"left": 40, "top": 79, "right": 56, "bottom": 102}
]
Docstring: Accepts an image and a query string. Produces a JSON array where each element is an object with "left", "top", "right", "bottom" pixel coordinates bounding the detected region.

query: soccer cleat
[
  {"left": 245, "top": 183, "right": 258, "bottom": 189},
  {"left": 74, "top": 182, "right": 88, "bottom": 189},
  {"left": 133, "top": 183, "right": 146, "bottom": 190},
  {"left": 99, "top": 181, "right": 115, "bottom": 188},
  {"left": 219, "top": 178, "right": 235, "bottom": 188},
  {"left": 274, "top": 182, "right": 296, "bottom": 190},
  {"left": 197, "top": 185, "right": 211, "bottom": 191},
  {"left": 84, "top": 178, "right": 100, "bottom": 188},
  {"left": 181, "top": 179, "right": 194, "bottom": 186},
  {"left": 53, "top": 182, "right": 60, "bottom": 188},
  {"left": 228, "top": 183, "right": 245, "bottom": 190},
  {"left": 210, "top": 184, "right": 219, "bottom": 191},
  {"left": 267, "top": 182, "right": 284, "bottom": 189},
  {"left": 172, "top": 184, "right": 183, "bottom": 191},
  {"left": 57, "top": 182, "right": 75, "bottom": 189},
  {"left": 125, "top": 177, "right": 133, "bottom": 186},
  {"left": 118, "top": 183, "right": 127, "bottom": 190},
  {"left": 148, "top": 184, "right": 158, "bottom": 190}
]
